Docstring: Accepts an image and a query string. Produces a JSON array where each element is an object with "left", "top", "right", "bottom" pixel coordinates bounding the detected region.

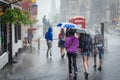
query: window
[
  {"left": 0, "top": 24, "right": 6, "bottom": 56},
  {"left": 18, "top": 25, "right": 21, "bottom": 40},
  {"left": 14, "top": 25, "right": 18, "bottom": 43},
  {"left": 14, "top": 24, "right": 21, "bottom": 43}
]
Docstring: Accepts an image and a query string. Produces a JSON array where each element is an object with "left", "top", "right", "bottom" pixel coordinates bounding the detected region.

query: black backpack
[{"left": 82, "top": 34, "right": 92, "bottom": 50}]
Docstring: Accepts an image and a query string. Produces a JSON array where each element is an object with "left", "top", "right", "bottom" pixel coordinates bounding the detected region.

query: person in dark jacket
[
  {"left": 79, "top": 34, "right": 92, "bottom": 79},
  {"left": 45, "top": 27, "right": 53, "bottom": 58}
]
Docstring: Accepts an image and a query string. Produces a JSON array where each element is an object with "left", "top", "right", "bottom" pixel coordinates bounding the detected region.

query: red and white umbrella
[{"left": 28, "top": 27, "right": 37, "bottom": 30}]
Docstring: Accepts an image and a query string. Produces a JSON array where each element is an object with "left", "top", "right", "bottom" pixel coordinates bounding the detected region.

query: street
[{"left": 0, "top": 27, "right": 120, "bottom": 80}]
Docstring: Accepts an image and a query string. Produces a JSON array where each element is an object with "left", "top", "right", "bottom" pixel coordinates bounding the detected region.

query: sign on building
[{"left": 30, "top": 4, "right": 37, "bottom": 15}]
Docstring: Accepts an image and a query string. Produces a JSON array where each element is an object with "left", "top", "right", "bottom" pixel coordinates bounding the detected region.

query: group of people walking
[{"left": 45, "top": 26, "right": 104, "bottom": 79}]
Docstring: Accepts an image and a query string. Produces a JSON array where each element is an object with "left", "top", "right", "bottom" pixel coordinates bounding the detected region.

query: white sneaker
[
  {"left": 49, "top": 56, "right": 52, "bottom": 59},
  {"left": 69, "top": 73, "right": 72, "bottom": 77}
]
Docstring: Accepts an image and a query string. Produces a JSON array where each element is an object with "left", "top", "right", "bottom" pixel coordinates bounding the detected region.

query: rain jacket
[
  {"left": 45, "top": 27, "right": 53, "bottom": 41},
  {"left": 64, "top": 36, "right": 79, "bottom": 53},
  {"left": 81, "top": 34, "right": 93, "bottom": 52}
]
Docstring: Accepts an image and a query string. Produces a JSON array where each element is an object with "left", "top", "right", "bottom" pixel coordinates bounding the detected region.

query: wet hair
[
  {"left": 60, "top": 28, "right": 64, "bottom": 33},
  {"left": 66, "top": 28, "right": 75, "bottom": 37}
]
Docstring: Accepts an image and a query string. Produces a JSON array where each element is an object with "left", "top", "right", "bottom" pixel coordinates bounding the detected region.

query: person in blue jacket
[{"left": 45, "top": 27, "right": 53, "bottom": 58}]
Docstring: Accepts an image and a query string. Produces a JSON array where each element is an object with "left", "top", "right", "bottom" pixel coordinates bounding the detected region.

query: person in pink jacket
[{"left": 64, "top": 29, "right": 79, "bottom": 77}]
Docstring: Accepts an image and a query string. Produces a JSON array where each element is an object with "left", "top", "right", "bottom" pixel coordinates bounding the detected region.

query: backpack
[
  {"left": 82, "top": 35, "right": 92, "bottom": 50},
  {"left": 94, "top": 34, "right": 103, "bottom": 45}
]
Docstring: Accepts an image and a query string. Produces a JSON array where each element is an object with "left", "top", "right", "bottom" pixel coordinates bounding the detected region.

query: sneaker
[
  {"left": 74, "top": 71, "right": 78, "bottom": 76},
  {"left": 98, "top": 66, "right": 102, "bottom": 71},
  {"left": 50, "top": 53, "right": 52, "bottom": 56},
  {"left": 93, "top": 65, "right": 96, "bottom": 68},
  {"left": 84, "top": 72, "right": 89, "bottom": 79},
  {"left": 49, "top": 55, "right": 52, "bottom": 58},
  {"left": 69, "top": 73, "right": 72, "bottom": 77},
  {"left": 61, "top": 54, "right": 65, "bottom": 58}
]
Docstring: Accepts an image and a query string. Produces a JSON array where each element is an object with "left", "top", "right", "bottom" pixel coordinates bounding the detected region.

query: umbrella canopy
[
  {"left": 57, "top": 22, "right": 78, "bottom": 29},
  {"left": 57, "top": 23, "right": 63, "bottom": 27},
  {"left": 76, "top": 27, "right": 86, "bottom": 34},
  {"left": 57, "top": 22, "right": 89, "bottom": 34},
  {"left": 28, "top": 27, "right": 37, "bottom": 30},
  {"left": 76, "top": 29, "right": 86, "bottom": 34},
  {"left": 63, "top": 23, "right": 77, "bottom": 28}
]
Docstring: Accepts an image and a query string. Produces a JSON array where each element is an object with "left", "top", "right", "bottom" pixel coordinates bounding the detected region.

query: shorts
[
  {"left": 82, "top": 51, "right": 90, "bottom": 56},
  {"left": 58, "top": 40, "right": 65, "bottom": 48},
  {"left": 47, "top": 40, "right": 52, "bottom": 48},
  {"left": 97, "top": 46, "right": 103, "bottom": 59}
]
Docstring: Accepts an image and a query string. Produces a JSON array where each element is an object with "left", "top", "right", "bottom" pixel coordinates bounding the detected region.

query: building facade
[
  {"left": 0, "top": 0, "right": 38, "bottom": 71},
  {"left": 60, "top": 0, "right": 120, "bottom": 27},
  {"left": 0, "top": 0, "right": 23, "bottom": 70}
]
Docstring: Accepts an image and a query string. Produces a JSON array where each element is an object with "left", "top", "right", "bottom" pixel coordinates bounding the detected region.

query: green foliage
[{"left": 0, "top": 8, "right": 36, "bottom": 26}]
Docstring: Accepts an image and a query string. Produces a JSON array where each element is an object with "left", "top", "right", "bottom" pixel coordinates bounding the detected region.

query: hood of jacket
[{"left": 48, "top": 27, "right": 52, "bottom": 32}]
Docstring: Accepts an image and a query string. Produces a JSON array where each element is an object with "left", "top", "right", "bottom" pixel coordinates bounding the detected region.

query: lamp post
[{"left": 101, "top": 22, "right": 104, "bottom": 53}]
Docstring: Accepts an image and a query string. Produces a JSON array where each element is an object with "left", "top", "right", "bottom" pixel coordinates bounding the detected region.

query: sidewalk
[
  {"left": 0, "top": 28, "right": 120, "bottom": 80},
  {"left": 0, "top": 37, "right": 110, "bottom": 80}
]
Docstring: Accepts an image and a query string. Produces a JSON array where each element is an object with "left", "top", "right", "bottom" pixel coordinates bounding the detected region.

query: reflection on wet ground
[{"left": 0, "top": 28, "right": 120, "bottom": 80}]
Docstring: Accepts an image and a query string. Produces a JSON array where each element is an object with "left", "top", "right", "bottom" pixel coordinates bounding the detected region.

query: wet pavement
[{"left": 0, "top": 27, "right": 120, "bottom": 80}]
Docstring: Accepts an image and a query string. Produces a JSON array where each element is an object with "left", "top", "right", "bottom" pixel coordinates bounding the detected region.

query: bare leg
[
  {"left": 99, "top": 59, "right": 102, "bottom": 67},
  {"left": 46, "top": 47, "right": 50, "bottom": 57},
  {"left": 83, "top": 56, "right": 89, "bottom": 79},
  {"left": 61, "top": 48, "right": 65, "bottom": 58},
  {"left": 83, "top": 56, "right": 89, "bottom": 73},
  {"left": 93, "top": 54, "right": 97, "bottom": 68},
  {"left": 50, "top": 47, "right": 52, "bottom": 56}
]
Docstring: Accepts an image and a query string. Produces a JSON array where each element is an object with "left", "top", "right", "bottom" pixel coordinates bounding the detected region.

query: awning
[{"left": 0, "top": 0, "right": 22, "bottom": 7}]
